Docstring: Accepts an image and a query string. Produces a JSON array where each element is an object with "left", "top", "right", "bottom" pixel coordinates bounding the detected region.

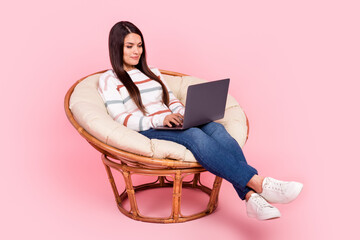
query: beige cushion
[{"left": 69, "top": 71, "right": 248, "bottom": 162}]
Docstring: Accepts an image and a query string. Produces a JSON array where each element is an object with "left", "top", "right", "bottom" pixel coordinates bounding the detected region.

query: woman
[{"left": 98, "top": 21, "right": 303, "bottom": 221}]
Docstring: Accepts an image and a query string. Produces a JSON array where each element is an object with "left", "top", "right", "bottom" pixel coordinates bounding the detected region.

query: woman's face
[{"left": 123, "top": 33, "right": 143, "bottom": 71}]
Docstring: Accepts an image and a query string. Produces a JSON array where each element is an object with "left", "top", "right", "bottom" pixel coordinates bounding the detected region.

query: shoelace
[
  {"left": 264, "top": 178, "right": 286, "bottom": 193},
  {"left": 252, "top": 195, "right": 274, "bottom": 209}
]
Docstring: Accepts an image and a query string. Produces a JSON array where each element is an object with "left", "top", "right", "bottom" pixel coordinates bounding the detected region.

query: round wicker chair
[{"left": 64, "top": 69, "right": 249, "bottom": 223}]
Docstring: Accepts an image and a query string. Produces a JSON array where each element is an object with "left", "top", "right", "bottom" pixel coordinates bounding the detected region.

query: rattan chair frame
[{"left": 64, "top": 69, "right": 249, "bottom": 223}]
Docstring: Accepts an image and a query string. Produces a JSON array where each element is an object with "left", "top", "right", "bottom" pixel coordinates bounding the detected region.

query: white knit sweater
[{"left": 98, "top": 67, "right": 185, "bottom": 131}]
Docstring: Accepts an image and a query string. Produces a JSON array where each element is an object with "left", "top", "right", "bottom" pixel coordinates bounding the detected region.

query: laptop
[{"left": 155, "top": 78, "right": 230, "bottom": 130}]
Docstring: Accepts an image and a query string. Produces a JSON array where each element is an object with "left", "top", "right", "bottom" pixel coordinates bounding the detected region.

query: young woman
[{"left": 98, "top": 21, "right": 303, "bottom": 221}]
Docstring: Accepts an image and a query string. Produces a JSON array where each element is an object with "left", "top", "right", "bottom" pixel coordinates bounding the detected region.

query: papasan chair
[{"left": 64, "top": 69, "right": 249, "bottom": 223}]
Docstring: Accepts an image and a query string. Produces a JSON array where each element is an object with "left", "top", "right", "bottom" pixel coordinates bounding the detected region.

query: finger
[
  {"left": 174, "top": 113, "right": 184, "bottom": 122},
  {"left": 170, "top": 116, "right": 181, "bottom": 125},
  {"left": 166, "top": 121, "right": 172, "bottom": 127},
  {"left": 164, "top": 118, "right": 172, "bottom": 127},
  {"left": 169, "top": 119, "right": 179, "bottom": 126}
]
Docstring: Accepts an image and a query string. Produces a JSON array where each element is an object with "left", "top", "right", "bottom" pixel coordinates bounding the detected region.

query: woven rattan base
[{"left": 102, "top": 154, "right": 223, "bottom": 223}]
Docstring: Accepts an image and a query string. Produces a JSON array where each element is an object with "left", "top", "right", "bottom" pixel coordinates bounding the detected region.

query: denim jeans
[{"left": 139, "top": 121, "right": 258, "bottom": 200}]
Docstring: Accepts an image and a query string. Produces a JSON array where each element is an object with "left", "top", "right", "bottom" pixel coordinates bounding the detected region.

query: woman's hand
[{"left": 163, "top": 113, "right": 184, "bottom": 127}]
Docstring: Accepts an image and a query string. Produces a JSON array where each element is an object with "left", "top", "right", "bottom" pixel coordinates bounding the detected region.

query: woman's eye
[{"left": 126, "top": 45, "right": 141, "bottom": 48}]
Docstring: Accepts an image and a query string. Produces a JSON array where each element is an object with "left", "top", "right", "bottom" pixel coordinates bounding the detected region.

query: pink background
[{"left": 1, "top": 0, "right": 359, "bottom": 239}]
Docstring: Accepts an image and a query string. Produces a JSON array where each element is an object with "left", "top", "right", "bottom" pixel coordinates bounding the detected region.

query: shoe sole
[{"left": 247, "top": 211, "right": 281, "bottom": 221}]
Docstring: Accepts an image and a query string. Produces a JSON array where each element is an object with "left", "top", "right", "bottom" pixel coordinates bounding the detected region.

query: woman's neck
[{"left": 123, "top": 64, "right": 137, "bottom": 72}]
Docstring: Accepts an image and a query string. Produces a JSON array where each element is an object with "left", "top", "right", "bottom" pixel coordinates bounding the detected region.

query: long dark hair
[{"left": 108, "top": 21, "right": 169, "bottom": 115}]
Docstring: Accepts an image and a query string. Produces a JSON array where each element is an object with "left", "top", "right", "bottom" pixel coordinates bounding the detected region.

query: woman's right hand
[{"left": 163, "top": 113, "right": 183, "bottom": 127}]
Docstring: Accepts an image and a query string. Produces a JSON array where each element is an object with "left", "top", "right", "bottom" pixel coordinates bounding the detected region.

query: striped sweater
[{"left": 98, "top": 67, "right": 185, "bottom": 131}]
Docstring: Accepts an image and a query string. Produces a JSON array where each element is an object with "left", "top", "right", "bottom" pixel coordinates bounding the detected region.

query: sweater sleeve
[
  {"left": 154, "top": 68, "right": 186, "bottom": 116},
  {"left": 98, "top": 72, "right": 167, "bottom": 131}
]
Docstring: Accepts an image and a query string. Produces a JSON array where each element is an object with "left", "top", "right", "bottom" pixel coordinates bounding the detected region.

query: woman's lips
[{"left": 131, "top": 56, "right": 139, "bottom": 59}]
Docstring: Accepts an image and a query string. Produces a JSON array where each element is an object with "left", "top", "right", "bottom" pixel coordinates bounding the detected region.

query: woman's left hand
[{"left": 163, "top": 113, "right": 184, "bottom": 127}]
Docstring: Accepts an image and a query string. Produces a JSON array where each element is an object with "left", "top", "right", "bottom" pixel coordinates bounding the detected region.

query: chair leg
[
  {"left": 103, "top": 162, "right": 140, "bottom": 217},
  {"left": 171, "top": 170, "right": 182, "bottom": 221},
  {"left": 159, "top": 176, "right": 165, "bottom": 187},
  {"left": 192, "top": 173, "right": 200, "bottom": 187},
  {"left": 207, "top": 176, "right": 223, "bottom": 212},
  {"left": 122, "top": 170, "right": 140, "bottom": 217},
  {"left": 103, "top": 163, "right": 121, "bottom": 204}
]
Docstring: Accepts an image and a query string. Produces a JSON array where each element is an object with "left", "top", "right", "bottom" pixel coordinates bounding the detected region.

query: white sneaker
[
  {"left": 246, "top": 193, "right": 281, "bottom": 220},
  {"left": 260, "top": 177, "right": 303, "bottom": 204}
]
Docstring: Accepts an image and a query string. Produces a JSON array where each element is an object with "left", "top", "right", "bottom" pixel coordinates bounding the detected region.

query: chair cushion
[{"left": 69, "top": 71, "right": 248, "bottom": 162}]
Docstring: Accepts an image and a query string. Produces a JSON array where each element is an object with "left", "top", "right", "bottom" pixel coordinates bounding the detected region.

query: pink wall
[{"left": 1, "top": 0, "right": 359, "bottom": 239}]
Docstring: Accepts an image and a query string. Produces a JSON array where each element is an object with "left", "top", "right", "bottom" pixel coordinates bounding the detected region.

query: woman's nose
[{"left": 133, "top": 47, "right": 140, "bottom": 55}]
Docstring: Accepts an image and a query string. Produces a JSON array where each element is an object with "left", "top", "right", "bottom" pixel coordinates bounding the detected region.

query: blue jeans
[{"left": 139, "top": 121, "right": 258, "bottom": 200}]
